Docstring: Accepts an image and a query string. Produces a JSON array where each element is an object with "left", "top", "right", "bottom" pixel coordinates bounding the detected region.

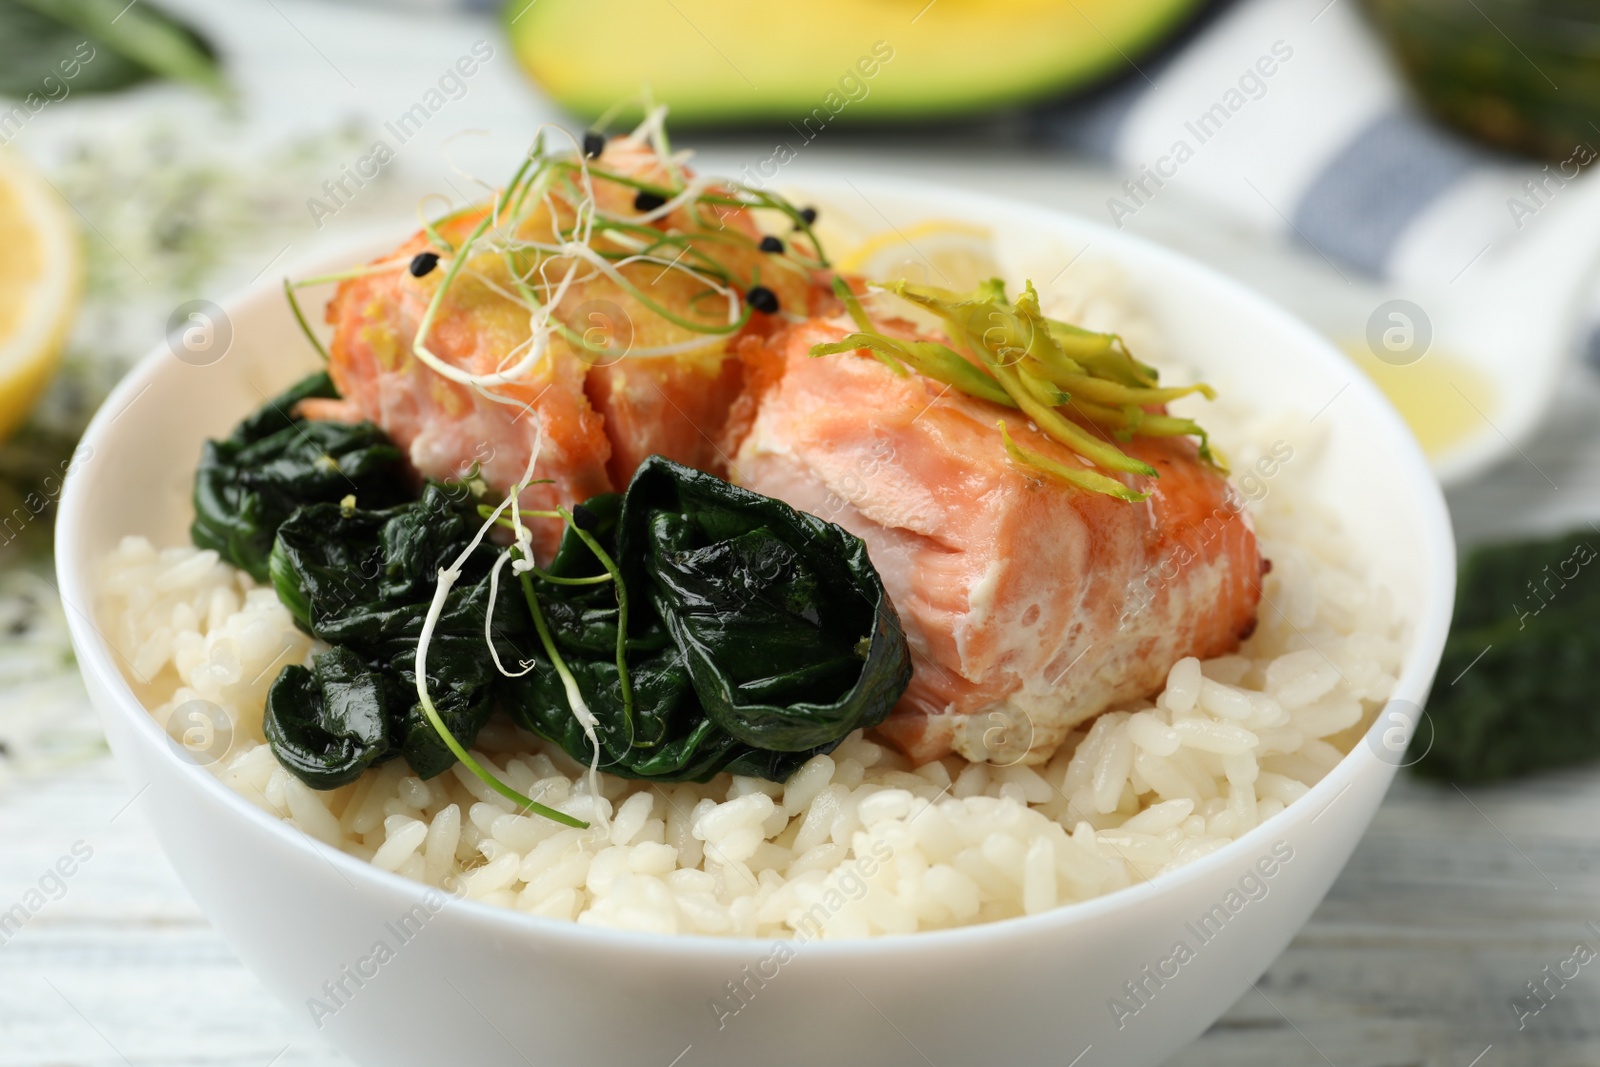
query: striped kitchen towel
[{"left": 1036, "top": 0, "right": 1600, "bottom": 364}]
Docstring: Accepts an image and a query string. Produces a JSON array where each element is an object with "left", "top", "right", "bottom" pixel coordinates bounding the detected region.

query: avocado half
[{"left": 506, "top": 0, "right": 1204, "bottom": 125}]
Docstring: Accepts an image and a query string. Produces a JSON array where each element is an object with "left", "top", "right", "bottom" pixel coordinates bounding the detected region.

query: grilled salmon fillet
[
  {"left": 725, "top": 318, "right": 1264, "bottom": 765},
  {"left": 311, "top": 139, "right": 814, "bottom": 559}
]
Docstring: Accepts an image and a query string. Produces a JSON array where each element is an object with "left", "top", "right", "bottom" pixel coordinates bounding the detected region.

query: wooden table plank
[{"left": 4, "top": 748, "right": 1599, "bottom": 1067}]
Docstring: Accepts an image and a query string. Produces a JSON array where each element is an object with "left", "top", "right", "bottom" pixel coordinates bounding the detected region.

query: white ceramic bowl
[{"left": 56, "top": 176, "right": 1454, "bottom": 1067}]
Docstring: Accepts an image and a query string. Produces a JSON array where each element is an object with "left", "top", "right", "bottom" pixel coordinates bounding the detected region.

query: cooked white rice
[{"left": 96, "top": 426, "right": 1401, "bottom": 938}]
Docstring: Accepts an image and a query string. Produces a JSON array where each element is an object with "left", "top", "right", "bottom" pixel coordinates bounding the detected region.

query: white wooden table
[{"left": 4, "top": 2, "right": 1600, "bottom": 1063}]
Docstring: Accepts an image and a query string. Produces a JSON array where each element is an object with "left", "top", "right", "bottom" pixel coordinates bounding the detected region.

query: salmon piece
[
  {"left": 323, "top": 226, "right": 608, "bottom": 559},
  {"left": 584, "top": 350, "right": 744, "bottom": 487},
  {"left": 726, "top": 318, "right": 1263, "bottom": 766},
  {"left": 321, "top": 137, "right": 817, "bottom": 558}
]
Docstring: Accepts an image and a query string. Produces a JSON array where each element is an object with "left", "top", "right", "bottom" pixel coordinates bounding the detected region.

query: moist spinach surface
[
  {"left": 191, "top": 372, "right": 407, "bottom": 581},
  {"left": 503, "top": 456, "right": 911, "bottom": 782},
  {"left": 192, "top": 374, "right": 911, "bottom": 791}
]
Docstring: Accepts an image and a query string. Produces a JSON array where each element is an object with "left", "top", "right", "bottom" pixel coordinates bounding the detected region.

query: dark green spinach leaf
[
  {"left": 631, "top": 456, "right": 909, "bottom": 754},
  {"left": 263, "top": 645, "right": 391, "bottom": 790},
  {"left": 504, "top": 456, "right": 911, "bottom": 783},
  {"left": 191, "top": 372, "right": 408, "bottom": 582},
  {"left": 269, "top": 483, "right": 537, "bottom": 781}
]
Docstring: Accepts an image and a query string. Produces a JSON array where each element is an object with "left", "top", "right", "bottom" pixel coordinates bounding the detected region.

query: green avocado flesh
[{"left": 507, "top": 0, "right": 1203, "bottom": 125}]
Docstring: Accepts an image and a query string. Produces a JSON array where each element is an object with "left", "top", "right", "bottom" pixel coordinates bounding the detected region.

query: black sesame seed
[
  {"left": 408, "top": 252, "right": 439, "bottom": 278},
  {"left": 582, "top": 131, "right": 605, "bottom": 159},
  {"left": 758, "top": 235, "right": 784, "bottom": 254},
  {"left": 746, "top": 286, "right": 780, "bottom": 314},
  {"left": 569, "top": 503, "right": 599, "bottom": 532},
  {"left": 797, "top": 206, "right": 818, "bottom": 226},
  {"left": 634, "top": 190, "right": 667, "bottom": 212}
]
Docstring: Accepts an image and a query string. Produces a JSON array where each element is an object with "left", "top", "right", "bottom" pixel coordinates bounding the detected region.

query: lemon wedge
[
  {"left": 1341, "top": 342, "right": 1497, "bottom": 458},
  {"left": 0, "top": 148, "right": 82, "bottom": 443},
  {"left": 840, "top": 220, "right": 999, "bottom": 292}
]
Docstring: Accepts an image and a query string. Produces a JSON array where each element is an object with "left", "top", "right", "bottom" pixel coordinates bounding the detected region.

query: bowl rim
[{"left": 54, "top": 172, "right": 1457, "bottom": 961}]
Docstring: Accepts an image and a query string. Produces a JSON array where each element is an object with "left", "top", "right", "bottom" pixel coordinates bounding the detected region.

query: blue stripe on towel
[
  {"left": 1037, "top": 78, "right": 1153, "bottom": 160},
  {"left": 1291, "top": 111, "right": 1488, "bottom": 276}
]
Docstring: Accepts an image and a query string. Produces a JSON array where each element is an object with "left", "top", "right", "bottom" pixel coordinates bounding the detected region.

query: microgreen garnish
[
  {"left": 812, "top": 277, "right": 1225, "bottom": 499},
  {"left": 412, "top": 476, "right": 591, "bottom": 830},
  {"left": 283, "top": 277, "right": 330, "bottom": 364},
  {"left": 280, "top": 103, "right": 830, "bottom": 381},
  {"left": 553, "top": 504, "right": 639, "bottom": 747}
]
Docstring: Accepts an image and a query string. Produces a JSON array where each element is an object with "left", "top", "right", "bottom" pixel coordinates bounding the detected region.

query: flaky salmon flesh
[
  {"left": 306, "top": 146, "right": 1262, "bottom": 766},
  {"left": 725, "top": 319, "right": 1262, "bottom": 765},
  {"left": 307, "top": 139, "right": 818, "bottom": 559}
]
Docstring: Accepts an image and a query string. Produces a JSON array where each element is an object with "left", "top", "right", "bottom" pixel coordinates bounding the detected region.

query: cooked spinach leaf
[
  {"left": 191, "top": 372, "right": 408, "bottom": 581},
  {"left": 269, "top": 483, "right": 536, "bottom": 781},
  {"left": 504, "top": 456, "right": 911, "bottom": 783},
  {"left": 263, "top": 645, "right": 391, "bottom": 790},
  {"left": 199, "top": 383, "right": 912, "bottom": 800},
  {"left": 632, "top": 456, "right": 909, "bottom": 754},
  {"left": 1412, "top": 530, "right": 1600, "bottom": 782}
]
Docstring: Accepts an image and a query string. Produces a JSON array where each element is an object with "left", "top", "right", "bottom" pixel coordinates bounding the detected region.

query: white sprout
[
  {"left": 484, "top": 551, "right": 534, "bottom": 679},
  {"left": 415, "top": 414, "right": 608, "bottom": 819},
  {"left": 439, "top": 128, "right": 498, "bottom": 202},
  {"left": 403, "top": 109, "right": 754, "bottom": 389}
]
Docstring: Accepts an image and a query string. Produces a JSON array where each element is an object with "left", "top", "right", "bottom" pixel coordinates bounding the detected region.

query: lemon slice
[
  {"left": 1342, "top": 342, "right": 1497, "bottom": 459},
  {"left": 840, "top": 220, "right": 999, "bottom": 292},
  {"left": 0, "top": 149, "right": 82, "bottom": 443}
]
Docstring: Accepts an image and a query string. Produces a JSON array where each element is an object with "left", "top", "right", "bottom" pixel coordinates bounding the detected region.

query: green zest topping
[
  {"left": 999, "top": 421, "right": 1149, "bottom": 504},
  {"left": 812, "top": 276, "right": 1224, "bottom": 499}
]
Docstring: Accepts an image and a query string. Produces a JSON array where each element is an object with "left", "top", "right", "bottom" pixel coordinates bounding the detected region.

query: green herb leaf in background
[
  {"left": 0, "top": 0, "right": 144, "bottom": 95},
  {"left": 1412, "top": 529, "right": 1600, "bottom": 782},
  {"left": 0, "top": 0, "right": 221, "bottom": 98}
]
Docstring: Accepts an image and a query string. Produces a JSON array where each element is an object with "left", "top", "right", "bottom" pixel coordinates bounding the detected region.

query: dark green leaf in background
[
  {"left": 0, "top": 0, "right": 221, "bottom": 98},
  {"left": 1412, "top": 530, "right": 1600, "bottom": 782}
]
